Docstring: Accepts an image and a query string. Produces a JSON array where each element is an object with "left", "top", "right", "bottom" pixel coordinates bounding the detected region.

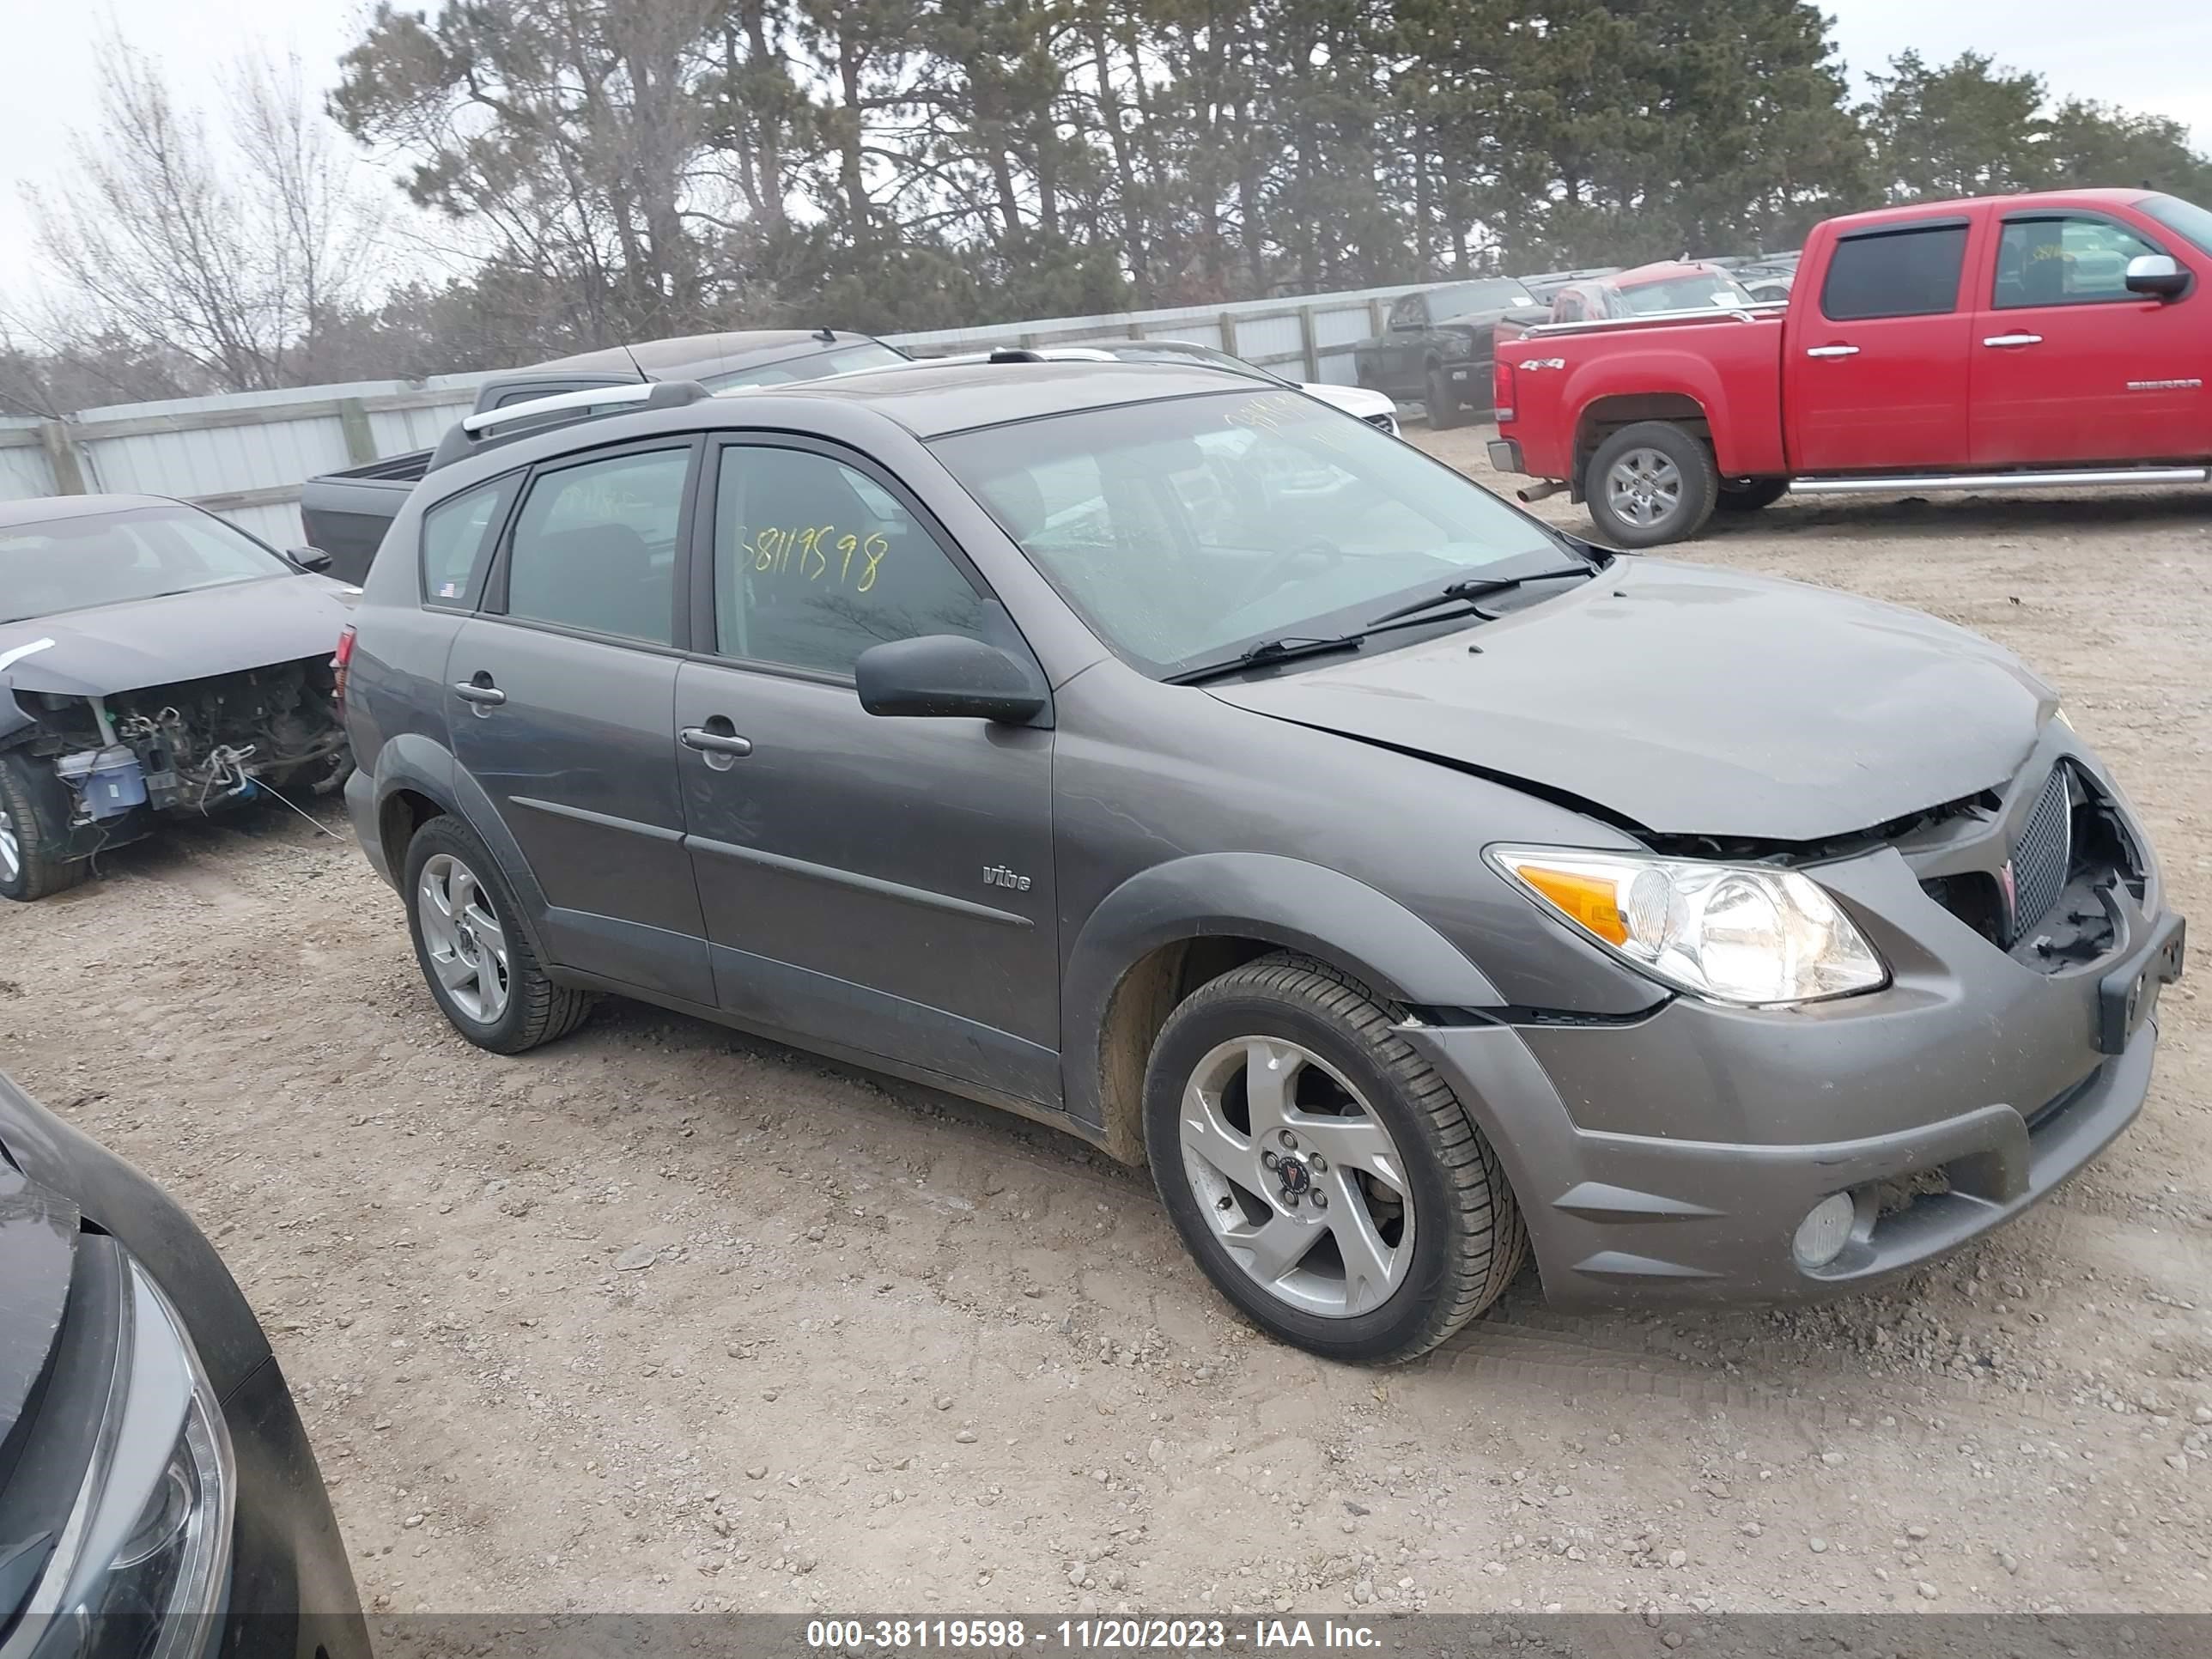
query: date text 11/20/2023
[{"left": 803, "top": 1620, "right": 1383, "bottom": 1651}]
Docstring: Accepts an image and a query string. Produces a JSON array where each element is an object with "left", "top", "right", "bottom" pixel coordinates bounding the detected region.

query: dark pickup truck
[
  {"left": 300, "top": 329, "right": 907, "bottom": 581},
  {"left": 1351, "top": 277, "right": 1540, "bottom": 428}
]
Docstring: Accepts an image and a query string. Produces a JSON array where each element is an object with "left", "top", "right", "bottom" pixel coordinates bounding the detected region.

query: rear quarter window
[
  {"left": 420, "top": 474, "right": 520, "bottom": 607},
  {"left": 1820, "top": 224, "right": 1969, "bottom": 321}
]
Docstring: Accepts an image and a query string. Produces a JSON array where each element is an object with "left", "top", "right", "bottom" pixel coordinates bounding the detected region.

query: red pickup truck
[{"left": 1488, "top": 189, "right": 2212, "bottom": 545}]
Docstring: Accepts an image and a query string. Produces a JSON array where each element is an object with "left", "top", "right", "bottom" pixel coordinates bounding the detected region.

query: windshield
[
  {"left": 0, "top": 505, "right": 289, "bottom": 624},
  {"left": 2138, "top": 194, "right": 2212, "bottom": 258},
  {"left": 1427, "top": 280, "right": 1536, "bottom": 317},
  {"left": 931, "top": 388, "right": 1572, "bottom": 678},
  {"left": 703, "top": 339, "right": 908, "bottom": 390},
  {"left": 1620, "top": 272, "right": 1754, "bottom": 313}
]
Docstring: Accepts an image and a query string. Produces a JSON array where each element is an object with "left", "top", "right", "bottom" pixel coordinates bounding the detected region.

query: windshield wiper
[
  {"left": 1164, "top": 633, "right": 1365, "bottom": 685},
  {"left": 1364, "top": 562, "right": 1597, "bottom": 627}
]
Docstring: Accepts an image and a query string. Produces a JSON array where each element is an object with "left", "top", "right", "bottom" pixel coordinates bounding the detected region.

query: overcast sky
[{"left": 3, "top": 0, "right": 2208, "bottom": 303}]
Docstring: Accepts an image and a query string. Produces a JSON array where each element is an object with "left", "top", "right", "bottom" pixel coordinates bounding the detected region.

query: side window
[
  {"left": 1995, "top": 216, "right": 2163, "bottom": 308},
  {"left": 502, "top": 447, "right": 690, "bottom": 645},
  {"left": 420, "top": 474, "right": 519, "bottom": 606},
  {"left": 711, "top": 446, "right": 989, "bottom": 678},
  {"left": 1820, "top": 225, "right": 1969, "bottom": 321},
  {"left": 1389, "top": 296, "right": 1425, "bottom": 329}
]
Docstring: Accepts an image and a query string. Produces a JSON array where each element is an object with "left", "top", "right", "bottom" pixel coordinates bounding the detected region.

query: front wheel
[
  {"left": 0, "top": 752, "right": 88, "bottom": 903},
  {"left": 1583, "top": 421, "right": 1720, "bottom": 548},
  {"left": 1144, "top": 954, "right": 1527, "bottom": 1363},
  {"left": 1424, "top": 365, "right": 1466, "bottom": 430}
]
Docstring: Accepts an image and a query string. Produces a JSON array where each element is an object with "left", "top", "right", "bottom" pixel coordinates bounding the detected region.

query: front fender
[{"left": 1061, "top": 852, "right": 1504, "bottom": 1134}]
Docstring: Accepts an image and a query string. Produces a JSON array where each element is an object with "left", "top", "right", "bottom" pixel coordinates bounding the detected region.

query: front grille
[{"left": 2008, "top": 765, "right": 2074, "bottom": 943}]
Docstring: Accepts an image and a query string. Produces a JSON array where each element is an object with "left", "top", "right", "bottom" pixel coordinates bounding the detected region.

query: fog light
[{"left": 1793, "top": 1193, "right": 1856, "bottom": 1269}]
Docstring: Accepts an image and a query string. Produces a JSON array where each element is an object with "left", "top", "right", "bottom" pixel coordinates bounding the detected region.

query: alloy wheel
[
  {"left": 1178, "top": 1036, "right": 1415, "bottom": 1318},
  {"left": 1605, "top": 447, "right": 1685, "bottom": 529},
  {"left": 417, "top": 852, "right": 512, "bottom": 1024}
]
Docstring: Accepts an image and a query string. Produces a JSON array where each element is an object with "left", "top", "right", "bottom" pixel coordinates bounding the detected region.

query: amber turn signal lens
[{"left": 1510, "top": 864, "right": 1630, "bottom": 945}]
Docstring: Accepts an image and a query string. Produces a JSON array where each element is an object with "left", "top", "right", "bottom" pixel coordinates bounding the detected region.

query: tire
[
  {"left": 0, "top": 751, "right": 88, "bottom": 903},
  {"left": 1144, "top": 952, "right": 1527, "bottom": 1364},
  {"left": 402, "top": 814, "right": 591, "bottom": 1054},
  {"left": 1716, "top": 477, "right": 1789, "bottom": 514},
  {"left": 1583, "top": 420, "right": 1720, "bottom": 548},
  {"left": 1424, "top": 364, "right": 1466, "bottom": 430}
]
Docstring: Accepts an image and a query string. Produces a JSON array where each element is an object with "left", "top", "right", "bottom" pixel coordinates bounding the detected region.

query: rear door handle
[
  {"left": 1804, "top": 344, "right": 1860, "bottom": 359},
  {"left": 1982, "top": 332, "right": 2044, "bottom": 348},
  {"left": 453, "top": 680, "right": 506, "bottom": 707}
]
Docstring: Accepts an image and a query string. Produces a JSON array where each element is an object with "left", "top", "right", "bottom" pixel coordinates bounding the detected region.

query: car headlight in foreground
[
  {"left": 4, "top": 1260, "right": 235, "bottom": 1659},
  {"left": 1491, "top": 847, "right": 1887, "bottom": 1006}
]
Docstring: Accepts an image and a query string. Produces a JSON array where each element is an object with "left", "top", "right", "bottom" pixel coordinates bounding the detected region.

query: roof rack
[{"left": 426, "top": 380, "right": 712, "bottom": 473}]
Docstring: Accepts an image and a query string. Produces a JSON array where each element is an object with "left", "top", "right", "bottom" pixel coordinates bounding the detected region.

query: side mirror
[
  {"left": 855, "top": 635, "right": 1046, "bottom": 724},
  {"left": 287, "top": 546, "right": 336, "bottom": 574},
  {"left": 2124, "top": 253, "right": 2190, "bottom": 300}
]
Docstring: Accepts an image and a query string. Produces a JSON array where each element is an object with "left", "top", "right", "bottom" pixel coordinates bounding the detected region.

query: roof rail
[{"left": 426, "top": 380, "right": 712, "bottom": 473}]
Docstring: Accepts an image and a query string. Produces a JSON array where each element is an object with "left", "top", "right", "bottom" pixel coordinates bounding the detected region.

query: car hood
[
  {"left": 0, "top": 575, "right": 356, "bottom": 699},
  {"left": 1207, "top": 558, "right": 2053, "bottom": 842},
  {"left": 0, "top": 1146, "right": 76, "bottom": 1450},
  {"left": 1301, "top": 382, "right": 1396, "bottom": 421}
]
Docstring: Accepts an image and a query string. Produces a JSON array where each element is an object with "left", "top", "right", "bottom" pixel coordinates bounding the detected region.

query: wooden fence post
[
  {"left": 1219, "top": 312, "right": 1240, "bottom": 356},
  {"left": 337, "top": 397, "right": 378, "bottom": 465},
  {"left": 37, "top": 422, "right": 87, "bottom": 495},
  {"left": 1297, "top": 306, "right": 1321, "bottom": 380}
]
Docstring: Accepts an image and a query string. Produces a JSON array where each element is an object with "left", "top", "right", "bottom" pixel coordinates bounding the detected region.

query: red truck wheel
[
  {"left": 1717, "top": 478, "right": 1789, "bottom": 513},
  {"left": 1583, "top": 422, "right": 1718, "bottom": 548}
]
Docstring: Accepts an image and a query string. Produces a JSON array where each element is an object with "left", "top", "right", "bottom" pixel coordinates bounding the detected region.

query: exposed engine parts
[{"left": 21, "top": 657, "right": 349, "bottom": 829}]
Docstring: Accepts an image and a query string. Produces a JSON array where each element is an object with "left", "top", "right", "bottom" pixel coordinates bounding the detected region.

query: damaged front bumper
[{"left": 1410, "top": 743, "right": 2185, "bottom": 1308}]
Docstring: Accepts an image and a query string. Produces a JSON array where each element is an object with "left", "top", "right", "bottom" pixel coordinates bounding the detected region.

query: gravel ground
[{"left": 2, "top": 419, "right": 2208, "bottom": 1620}]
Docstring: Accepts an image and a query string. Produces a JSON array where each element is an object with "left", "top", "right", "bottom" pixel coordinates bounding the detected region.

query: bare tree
[{"left": 21, "top": 40, "right": 385, "bottom": 395}]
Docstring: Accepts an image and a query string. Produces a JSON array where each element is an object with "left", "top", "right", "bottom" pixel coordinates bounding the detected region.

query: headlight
[
  {"left": 9, "top": 1260, "right": 235, "bottom": 1659},
  {"left": 1490, "top": 847, "right": 1887, "bottom": 1006}
]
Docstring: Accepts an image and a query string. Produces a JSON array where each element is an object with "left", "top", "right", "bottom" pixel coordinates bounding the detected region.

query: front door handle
[
  {"left": 453, "top": 678, "right": 506, "bottom": 708},
  {"left": 1804, "top": 344, "right": 1860, "bottom": 359},
  {"left": 1982, "top": 332, "right": 2044, "bottom": 348},
  {"left": 680, "top": 722, "right": 754, "bottom": 771}
]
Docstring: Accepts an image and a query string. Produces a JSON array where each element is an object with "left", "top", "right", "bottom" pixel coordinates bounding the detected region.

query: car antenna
[
  {"left": 814, "top": 326, "right": 837, "bottom": 344},
  {"left": 621, "top": 342, "right": 653, "bottom": 383}
]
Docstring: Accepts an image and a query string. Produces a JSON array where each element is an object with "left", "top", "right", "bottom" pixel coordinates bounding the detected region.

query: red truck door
[
  {"left": 1785, "top": 217, "right": 1977, "bottom": 474},
  {"left": 1970, "top": 208, "right": 2210, "bottom": 466}
]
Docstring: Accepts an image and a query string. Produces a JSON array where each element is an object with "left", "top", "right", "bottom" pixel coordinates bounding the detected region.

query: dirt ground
[{"left": 3, "top": 422, "right": 2209, "bottom": 1620}]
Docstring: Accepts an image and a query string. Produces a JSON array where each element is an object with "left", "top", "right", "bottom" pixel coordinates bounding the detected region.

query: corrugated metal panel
[
  {"left": 210, "top": 501, "right": 307, "bottom": 549},
  {"left": 0, "top": 434, "right": 56, "bottom": 499},
  {"left": 77, "top": 414, "right": 353, "bottom": 500}
]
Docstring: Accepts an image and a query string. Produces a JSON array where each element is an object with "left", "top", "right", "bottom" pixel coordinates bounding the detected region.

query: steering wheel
[{"left": 1231, "top": 536, "right": 1341, "bottom": 609}]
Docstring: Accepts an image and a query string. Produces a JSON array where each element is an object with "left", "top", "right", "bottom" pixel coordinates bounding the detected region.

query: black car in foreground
[
  {"left": 0, "top": 495, "right": 356, "bottom": 902},
  {"left": 0, "top": 1073, "right": 368, "bottom": 1659}
]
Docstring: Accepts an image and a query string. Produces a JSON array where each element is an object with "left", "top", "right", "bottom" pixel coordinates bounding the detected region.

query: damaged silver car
[{"left": 0, "top": 494, "right": 355, "bottom": 901}]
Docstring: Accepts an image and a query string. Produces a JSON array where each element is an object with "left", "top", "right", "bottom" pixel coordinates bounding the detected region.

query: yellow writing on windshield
[{"left": 742, "top": 525, "right": 890, "bottom": 593}]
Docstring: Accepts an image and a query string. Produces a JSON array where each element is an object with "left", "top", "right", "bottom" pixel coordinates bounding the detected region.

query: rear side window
[
  {"left": 502, "top": 447, "right": 690, "bottom": 645},
  {"left": 1820, "top": 225, "right": 1968, "bottom": 321},
  {"left": 420, "top": 475, "right": 519, "bottom": 606}
]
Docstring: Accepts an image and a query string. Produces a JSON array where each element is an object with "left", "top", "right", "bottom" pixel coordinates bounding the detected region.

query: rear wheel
[
  {"left": 1424, "top": 364, "right": 1466, "bottom": 430},
  {"left": 0, "top": 752, "right": 88, "bottom": 903},
  {"left": 403, "top": 815, "right": 591, "bottom": 1054},
  {"left": 1583, "top": 420, "right": 1719, "bottom": 548},
  {"left": 1145, "top": 953, "right": 1526, "bottom": 1364},
  {"left": 1716, "top": 477, "right": 1789, "bottom": 514}
]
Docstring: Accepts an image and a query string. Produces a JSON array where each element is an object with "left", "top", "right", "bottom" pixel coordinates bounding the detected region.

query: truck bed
[{"left": 300, "top": 450, "right": 432, "bottom": 585}]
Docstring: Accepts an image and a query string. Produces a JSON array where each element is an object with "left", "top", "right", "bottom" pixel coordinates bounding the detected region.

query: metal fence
[{"left": 0, "top": 279, "right": 1427, "bottom": 547}]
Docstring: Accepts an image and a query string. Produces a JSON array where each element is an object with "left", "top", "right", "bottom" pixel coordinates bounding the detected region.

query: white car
[{"left": 973, "top": 340, "right": 1402, "bottom": 436}]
